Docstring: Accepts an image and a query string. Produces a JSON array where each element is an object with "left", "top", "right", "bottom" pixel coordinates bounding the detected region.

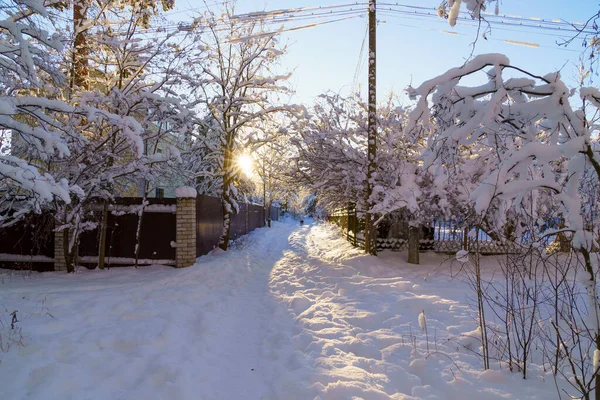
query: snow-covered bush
[
  {"left": 291, "top": 93, "right": 434, "bottom": 219},
  {"left": 407, "top": 53, "right": 600, "bottom": 396},
  {"left": 407, "top": 53, "right": 599, "bottom": 253}
]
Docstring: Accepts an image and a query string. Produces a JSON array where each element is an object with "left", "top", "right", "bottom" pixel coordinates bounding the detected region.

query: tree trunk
[
  {"left": 63, "top": 228, "right": 76, "bottom": 273},
  {"left": 353, "top": 205, "right": 358, "bottom": 247},
  {"left": 263, "top": 181, "right": 267, "bottom": 227},
  {"left": 218, "top": 141, "right": 233, "bottom": 251},
  {"left": 219, "top": 193, "right": 232, "bottom": 251},
  {"left": 557, "top": 219, "right": 571, "bottom": 252}
]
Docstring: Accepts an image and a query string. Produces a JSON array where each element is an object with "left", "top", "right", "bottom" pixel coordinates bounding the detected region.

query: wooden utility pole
[
  {"left": 364, "top": 0, "right": 377, "bottom": 255},
  {"left": 263, "top": 160, "right": 267, "bottom": 227},
  {"left": 72, "top": 0, "right": 89, "bottom": 90}
]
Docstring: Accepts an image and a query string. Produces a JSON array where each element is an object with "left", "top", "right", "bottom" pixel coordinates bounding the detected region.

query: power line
[
  {"left": 380, "top": 12, "right": 585, "bottom": 39},
  {"left": 54, "top": 0, "right": 595, "bottom": 43},
  {"left": 378, "top": 16, "right": 582, "bottom": 53},
  {"left": 134, "top": 12, "right": 364, "bottom": 40},
  {"left": 379, "top": 2, "right": 592, "bottom": 30},
  {"left": 62, "top": 0, "right": 591, "bottom": 58},
  {"left": 223, "top": 1, "right": 595, "bottom": 37},
  {"left": 226, "top": 15, "right": 363, "bottom": 43},
  {"left": 230, "top": 2, "right": 365, "bottom": 20},
  {"left": 378, "top": 5, "right": 597, "bottom": 36},
  {"left": 137, "top": 6, "right": 366, "bottom": 35},
  {"left": 352, "top": 22, "right": 369, "bottom": 89},
  {"left": 165, "top": 0, "right": 232, "bottom": 16}
]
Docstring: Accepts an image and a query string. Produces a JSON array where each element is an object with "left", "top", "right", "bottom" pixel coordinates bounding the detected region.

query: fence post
[
  {"left": 54, "top": 226, "right": 67, "bottom": 271},
  {"left": 353, "top": 204, "right": 358, "bottom": 247},
  {"left": 347, "top": 202, "right": 351, "bottom": 242},
  {"left": 176, "top": 187, "right": 197, "bottom": 268},
  {"left": 408, "top": 224, "right": 420, "bottom": 264}
]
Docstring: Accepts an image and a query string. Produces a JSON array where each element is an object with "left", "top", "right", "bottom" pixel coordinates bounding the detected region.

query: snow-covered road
[{"left": 0, "top": 219, "right": 560, "bottom": 399}]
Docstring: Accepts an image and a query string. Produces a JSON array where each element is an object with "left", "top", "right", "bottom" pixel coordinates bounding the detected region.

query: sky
[{"left": 167, "top": 0, "right": 600, "bottom": 105}]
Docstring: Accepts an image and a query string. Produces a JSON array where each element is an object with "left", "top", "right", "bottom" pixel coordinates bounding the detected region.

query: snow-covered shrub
[
  {"left": 291, "top": 93, "right": 436, "bottom": 220},
  {"left": 408, "top": 54, "right": 600, "bottom": 395}
]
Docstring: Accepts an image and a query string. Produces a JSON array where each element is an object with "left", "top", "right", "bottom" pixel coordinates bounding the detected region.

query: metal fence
[
  {"left": 329, "top": 207, "right": 519, "bottom": 255},
  {"left": 0, "top": 213, "right": 55, "bottom": 271},
  {"left": 328, "top": 204, "right": 360, "bottom": 247},
  {"left": 0, "top": 195, "right": 281, "bottom": 270},
  {"left": 269, "top": 205, "right": 280, "bottom": 223},
  {"left": 78, "top": 197, "right": 178, "bottom": 267},
  {"left": 195, "top": 196, "right": 277, "bottom": 256}
]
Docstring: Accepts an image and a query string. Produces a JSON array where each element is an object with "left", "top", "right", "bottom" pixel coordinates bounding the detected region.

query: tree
[
  {"left": 291, "top": 94, "right": 369, "bottom": 211},
  {"left": 407, "top": 53, "right": 600, "bottom": 397},
  {"left": 60, "top": 2, "right": 193, "bottom": 271},
  {"left": 0, "top": 1, "right": 176, "bottom": 272},
  {"left": 183, "top": 3, "right": 292, "bottom": 250},
  {"left": 0, "top": 1, "right": 74, "bottom": 225},
  {"left": 253, "top": 137, "right": 295, "bottom": 227},
  {"left": 1, "top": 1, "right": 194, "bottom": 272},
  {"left": 69, "top": 0, "right": 176, "bottom": 90},
  {"left": 291, "top": 93, "right": 433, "bottom": 229},
  {"left": 557, "top": 6, "right": 600, "bottom": 82}
]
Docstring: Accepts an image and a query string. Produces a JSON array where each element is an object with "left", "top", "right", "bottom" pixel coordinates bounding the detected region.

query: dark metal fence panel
[
  {"left": 195, "top": 199, "right": 267, "bottom": 256},
  {"left": 78, "top": 198, "right": 176, "bottom": 266},
  {"left": 270, "top": 205, "right": 280, "bottom": 222},
  {"left": 0, "top": 214, "right": 54, "bottom": 257},
  {"left": 248, "top": 204, "right": 264, "bottom": 231},
  {"left": 196, "top": 195, "right": 223, "bottom": 256},
  {"left": 1, "top": 195, "right": 283, "bottom": 271},
  {"left": 230, "top": 202, "right": 248, "bottom": 240},
  {"left": 0, "top": 213, "right": 55, "bottom": 270}
]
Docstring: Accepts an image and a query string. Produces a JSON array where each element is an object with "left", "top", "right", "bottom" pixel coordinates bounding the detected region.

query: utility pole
[
  {"left": 72, "top": 0, "right": 89, "bottom": 90},
  {"left": 263, "top": 158, "right": 267, "bottom": 227},
  {"left": 364, "top": 0, "right": 377, "bottom": 255}
]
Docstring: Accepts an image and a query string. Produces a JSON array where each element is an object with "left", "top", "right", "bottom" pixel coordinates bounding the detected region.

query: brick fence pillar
[
  {"left": 176, "top": 187, "right": 197, "bottom": 268},
  {"left": 54, "top": 228, "right": 67, "bottom": 271}
]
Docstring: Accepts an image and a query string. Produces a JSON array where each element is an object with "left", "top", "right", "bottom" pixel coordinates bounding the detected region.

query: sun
[{"left": 237, "top": 154, "right": 254, "bottom": 177}]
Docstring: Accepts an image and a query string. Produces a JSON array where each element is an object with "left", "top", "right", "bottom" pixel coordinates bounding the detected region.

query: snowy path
[{"left": 0, "top": 220, "right": 561, "bottom": 399}]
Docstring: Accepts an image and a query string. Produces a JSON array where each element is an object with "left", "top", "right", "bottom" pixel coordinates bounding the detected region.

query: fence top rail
[{"left": 87, "top": 197, "right": 178, "bottom": 206}]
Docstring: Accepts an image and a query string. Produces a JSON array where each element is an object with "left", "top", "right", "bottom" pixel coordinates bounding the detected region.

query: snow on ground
[{"left": 0, "top": 218, "right": 562, "bottom": 399}]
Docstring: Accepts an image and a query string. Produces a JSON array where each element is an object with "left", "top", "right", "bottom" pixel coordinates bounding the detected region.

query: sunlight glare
[{"left": 238, "top": 154, "right": 254, "bottom": 177}]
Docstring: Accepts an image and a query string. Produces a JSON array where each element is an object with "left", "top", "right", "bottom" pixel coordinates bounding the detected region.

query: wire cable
[{"left": 352, "top": 21, "right": 369, "bottom": 90}]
